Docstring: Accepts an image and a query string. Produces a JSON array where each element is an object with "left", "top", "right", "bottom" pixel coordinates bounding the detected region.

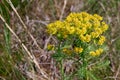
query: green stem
[
  {"left": 60, "top": 59, "right": 64, "bottom": 80},
  {"left": 82, "top": 53, "right": 87, "bottom": 80}
]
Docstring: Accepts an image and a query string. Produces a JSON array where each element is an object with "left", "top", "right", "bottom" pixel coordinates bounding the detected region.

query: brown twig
[
  {"left": 59, "top": 0, "right": 68, "bottom": 20},
  {"left": 114, "top": 64, "right": 120, "bottom": 80}
]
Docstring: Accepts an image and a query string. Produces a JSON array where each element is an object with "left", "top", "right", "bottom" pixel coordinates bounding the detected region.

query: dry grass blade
[
  {"left": 0, "top": 76, "right": 5, "bottom": 80},
  {"left": 0, "top": 14, "right": 49, "bottom": 80},
  {"left": 114, "top": 64, "right": 120, "bottom": 80},
  {"left": 59, "top": 0, "right": 68, "bottom": 20},
  {"left": 7, "top": 0, "right": 43, "bottom": 53},
  {"left": 43, "top": 34, "right": 52, "bottom": 50}
]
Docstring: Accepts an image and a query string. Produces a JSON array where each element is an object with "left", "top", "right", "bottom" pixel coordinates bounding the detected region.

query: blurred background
[{"left": 0, "top": 0, "right": 120, "bottom": 80}]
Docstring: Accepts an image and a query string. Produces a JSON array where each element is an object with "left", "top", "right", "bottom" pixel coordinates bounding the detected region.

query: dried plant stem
[
  {"left": 59, "top": 0, "right": 68, "bottom": 20},
  {"left": 0, "top": 76, "right": 5, "bottom": 80},
  {"left": 43, "top": 34, "right": 52, "bottom": 50},
  {"left": 0, "top": 14, "right": 49, "bottom": 80},
  {"left": 114, "top": 64, "right": 120, "bottom": 80},
  {"left": 7, "top": 0, "right": 43, "bottom": 52}
]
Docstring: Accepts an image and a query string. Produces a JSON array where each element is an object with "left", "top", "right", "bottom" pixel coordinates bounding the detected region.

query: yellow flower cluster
[
  {"left": 89, "top": 48, "right": 103, "bottom": 56},
  {"left": 46, "top": 12, "right": 108, "bottom": 56},
  {"left": 47, "top": 12, "right": 108, "bottom": 43}
]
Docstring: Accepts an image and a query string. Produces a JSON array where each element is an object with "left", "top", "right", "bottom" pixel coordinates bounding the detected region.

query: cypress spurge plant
[{"left": 47, "top": 12, "right": 109, "bottom": 80}]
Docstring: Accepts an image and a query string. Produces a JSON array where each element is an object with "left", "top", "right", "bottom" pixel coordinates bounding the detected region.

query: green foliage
[
  {"left": 115, "top": 38, "right": 120, "bottom": 51},
  {"left": 77, "top": 66, "right": 87, "bottom": 79},
  {"left": 0, "top": 0, "right": 11, "bottom": 54},
  {"left": 52, "top": 46, "right": 67, "bottom": 62},
  {"left": 87, "top": 71, "right": 99, "bottom": 80},
  {"left": 0, "top": 0, "right": 29, "bottom": 79},
  {"left": 94, "top": 60, "right": 110, "bottom": 69},
  {"left": 0, "top": 43, "right": 26, "bottom": 80}
]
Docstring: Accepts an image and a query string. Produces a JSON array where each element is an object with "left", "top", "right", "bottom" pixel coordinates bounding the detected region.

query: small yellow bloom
[
  {"left": 95, "top": 48, "right": 103, "bottom": 56},
  {"left": 93, "top": 21, "right": 100, "bottom": 28},
  {"left": 89, "top": 51, "right": 96, "bottom": 57},
  {"left": 98, "top": 36, "right": 106, "bottom": 45},
  {"left": 101, "top": 24, "right": 109, "bottom": 32},
  {"left": 69, "top": 27, "right": 75, "bottom": 34},
  {"left": 80, "top": 34, "right": 91, "bottom": 42},
  {"left": 93, "top": 14, "right": 103, "bottom": 21},
  {"left": 47, "top": 44, "right": 55, "bottom": 51},
  {"left": 91, "top": 32, "right": 100, "bottom": 38},
  {"left": 63, "top": 34, "right": 68, "bottom": 38},
  {"left": 98, "top": 48, "right": 103, "bottom": 53},
  {"left": 84, "top": 17, "right": 89, "bottom": 21},
  {"left": 81, "top": 12, "right": 89, "bottom": 18},
  {"left": 63, "top": 48, "right": 72, "bottom": 55},
  {"left": 80, "top": 35, "right": 86, "bottom": 42},
  {"left": 86, "top": 22, "right": 92, "bottom": 29},
  {"left": 66, "top": 16, "right": 72, "bottom": 22},
  {"left": 63, "top": 48, "right": 67, "bottom": 52},
  {"left": 95, "top": 49, "right": 101, "bottom": 56},
  {"left": 75, "top": 28, "right": 82, "bottom": 35},
  {"left": 74, "top": 47, "right": 83, "bottom": 54},
  {"left": 94, "top": 28, "right": 102, "bottom": 35},
  {"left": 81, "top": 27, "right": 87, "bottom": 34},
  {"left": 90, "top": 48, "right": 103, "bottom": 57},
  {"left": 85, "top": 34, "right": 91, "bottom": 42}
]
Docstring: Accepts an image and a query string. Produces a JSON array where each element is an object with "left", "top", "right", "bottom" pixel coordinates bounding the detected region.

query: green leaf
[
  {"left": 100, "top": 44, "right": 109, "bottom": 51},
  {"left": 87, "top": 71, "right": 100, "bottom": 80},
  {"left": 52, "top": 52, "right": 66, "bottom": 61},
  {"left": 0, "top": 1, "right": 11, "bottom": 54},
  {"left": 94, "top": 60, "right": 110, "bottom": 69},
  {"left": 77, "top": 66, "right": 86, "bottom": 79}
]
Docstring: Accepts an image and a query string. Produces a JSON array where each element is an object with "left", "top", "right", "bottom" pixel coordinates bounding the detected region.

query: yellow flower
[
  {"left": 47, "top": 44, "right": 55, "bottom": 51},
  {"left": 81, "top": 27, "right": 87, "bottom": 34},
  {"left": 84, "top": 16, "right": 90, "bottom": 22},
  {"left": 89, "top": 51, "right": 96, "bottom": 57},
  {"left": 63, "top": 34, "right": 68, "bottom": 38},
  {"left": 95, "top": 49, "right": 101, "bottom": 56},
  {"left": 85, "top": 34, "right": 91, "bottom": 42},
  {"left": 74, "top": 47, "right": 83, "bottom": 54},
  {"left": 101, "top": 23, "right": 109, "bottom": 32},
  {"left": 93, "top": 14, "right": 103, "bottom": 21},
  {"left": 95, "top": 48, "right": 103, "bottom": 56},
  {"left": 68, "top": 27, "right": 75, "bottom": 34},
  {"left": 75, "top": 28, "right": 82, "bottom": 35},
  {"left": 66, "top": 16, "right": 72, "bottom": 22},
  {"left": 93, "top": 21, "right": 100, "bottom": 28},
  {"left": 94, "top": 28, "right": 102, "bottom": 35},
  {"left": 98, "top": 36, "right": 106, "bottom": 45},
  {"left": 89, "top": 48, "right": 103, "bottom": 57},
  {"left": 80, "top": 35, "right": 86, "bottom": 42},
  {"left": 80, "top": 34, "right": 91, "bottom": 42},
  {"left": 63, "top": 48, "right": 72, "bottom": 55},
  {"left": 86, "top": 22, "right": 92, "bottom": 29},
  {"left": 91, "top": 32, "right": 100, "bottom": 38},
  {"left": 81, "top": 12, "right": 89, "bottom": 18},
  {"left": 98, "top": 48, "right": 103, "bottom": 53}
]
